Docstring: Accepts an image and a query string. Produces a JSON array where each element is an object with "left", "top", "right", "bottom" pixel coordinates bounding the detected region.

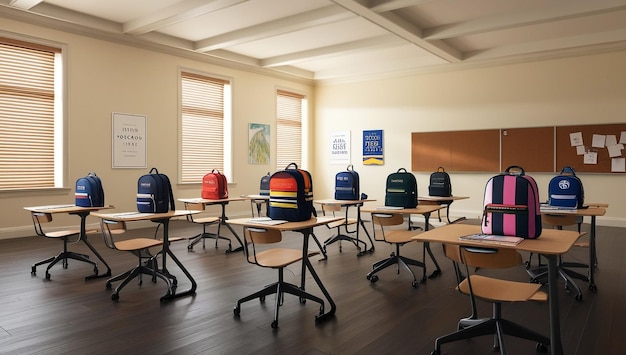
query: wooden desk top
[
  {"left": 226, "top": 216, "right": 343, "bottom": 231},
  {"left": 241, "top": 194, "right": 269, "bottom": 200},
  {"left": 91, "top": 210, "right": 199, "bottom": 222},
  {"left": 314, "top": 198, "right": 375, "bottom": 206},
  {"left": 540, "top": 206, "right": 606, "bottom": 217},
  {"left": 361, "top": 205, "right": 445, "bottom": 215},
  {"left": 24, "top": 205, "right": 114, "bottom": 214},
  {"left": 178, "top": 197, "right": 247, "bottom": 204},
  {"left": 418, "top": 196, "right": 469, "bottom": 202},
  {"left": 412, "top": 223, "right": 581, "bottom": 255}
]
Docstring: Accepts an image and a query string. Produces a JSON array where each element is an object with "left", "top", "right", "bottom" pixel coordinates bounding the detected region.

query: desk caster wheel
[
  {"left": 260, "top": 296, "right": 265, "bottom": 302},
  {"left": 575, "top": 294, "right": 583, "bottom": 301},
  {"left": 430, "top": 351, "right": 440, "bottom": 355},
  {"left": 111, "top": 293, "right": 119, "bottom": 301},
  {"left": 589, "top": 284, "right": 597, "bottom": 292},
  {"left": 271, "top": 320, "right": 278, "bottom": 329},
  {"left": 412, "top": 281, "right": 419, "bottom": 288},
  {"left": 367, "top": 274, "right": 378, "bottom": 283},
  {"left": 31, "top": 266, "right": 36, "bottom": 275},
  {"left": 536, "top": 342, "right": 548, "bottom": 352},
  {"left": 105, "top": 281, "right": 112, "bottom": 290},
  {"left": 233, "top": 306, "right": 240, "bottom": 317},
  {"left": 45, "top": 272, "right": 51, "bottom": 280}
]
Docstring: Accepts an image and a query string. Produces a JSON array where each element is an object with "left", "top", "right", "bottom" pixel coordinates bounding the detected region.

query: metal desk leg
[
  {"left": 423, "top": 213, "right": 442, "bottom": 279},
  {"left": 588, "top": 216, "right": 598, "bottom": 291},
  {"left": 74, "top": 211, "right": 112, "bottom": 280},
  {"left": 299, "top": 227, "right": 335, "bottom": 323},
  {"left": 546, "top": 254, "right": 564, "bottom": 355},
  {"left": 157, "top": 218, "right": 197, "bottom": 301}
]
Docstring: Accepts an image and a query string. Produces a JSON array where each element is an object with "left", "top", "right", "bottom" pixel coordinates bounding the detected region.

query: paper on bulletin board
[
  {"left": 569, "top": 132, "right": 583, "bottom": 146},
  {"left": 592, "top": 134, "right": 606, "bottom": 148},
  {"left": 330, "top": 131, "right": 351, "bottom": 164},
  {"left": 612, "top": 158, "right": 626, "bottom": 172},
  {"left": 112, "top": 112, "right": 147, "bottom": 168},
  {"left": 583, "top": 151, "right": 597, "bottom": 165},
  {"left": 607, "top": 143, "right": 624, "bottom": 158}
]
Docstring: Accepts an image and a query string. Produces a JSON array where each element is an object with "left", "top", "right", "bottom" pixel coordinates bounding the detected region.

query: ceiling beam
[
  {"left": 195, "top": 5, "right": 352, "bottom": 52},
  {"left": 329, "top": 0, "right": 461, "bottom": 63},
  {"left": 424, "top": 1, "right": 626, "bottom": 40},
  {"left": 260, "top": 34, "right": 403, "bottom": 67},
  {"left": 369, "top": 0, "right": 433, "bottom": 13},
  {"left": 8, "top": 0, "right": 43, "bottom": 10},
  {"left": 122, "top": 0, "right": 248, "bottom": 36}
]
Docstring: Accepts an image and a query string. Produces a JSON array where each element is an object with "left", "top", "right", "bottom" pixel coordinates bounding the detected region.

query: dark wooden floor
[{"left": 1, "top": 218, "right": 625, "bottom": 355}]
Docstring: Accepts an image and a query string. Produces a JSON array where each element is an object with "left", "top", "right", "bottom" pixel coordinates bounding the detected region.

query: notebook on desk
[
  {"left": 459, "top": 233, "right": 524, "bottom": 246},
  {"left": 248, "top": 217, "right": 288, "bottom": 225}
]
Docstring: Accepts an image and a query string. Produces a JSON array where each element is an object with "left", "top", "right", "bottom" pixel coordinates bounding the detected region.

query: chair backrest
[
  {"left": 443, "top": 244, "right": 462, "bottom": 263},
  {"left": 245, "top": 227, "right": 282, "bottom": 244},
  {"left": 31, "top": 212, "right": 52, "bottom": 237},
  {"left": 542, "top": 214, "right": 579, "bottom": 229},
  {"left": 100, "top": 219, "right": 127, "bottom": 250},
  {"left": 184, "top": 202, "right": 205, "bottom": 222},
  {"left": 372, "top": 213, "right": 404, "bottom": 227},
  {"left": 321, "top": 203, "right": 341, "bottom": 216},
  {"left": 459, "top": 247, "right": 523, "bottom": 269},
  {"left": 244, "top": 227, "right": 283, "bottom": 265}
]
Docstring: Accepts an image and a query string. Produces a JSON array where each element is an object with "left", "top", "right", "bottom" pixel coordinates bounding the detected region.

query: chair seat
[
  {"left": 44, "top": 229, "right": 81, "bottom": 238},
  {"left": 115, "top": 238, "right": 163, "bottom": 252},
  {"left": 252, "top": 248, "right": 319, "bottom": 268},
  {"left": 191, "top": 216, "right": 220, "bottom": 224},
  {"left": 381, "top": 229, "right": 419, "bottom": 244},
  {"left": 458, "top": 274, "right": 547, "bottom": 302},
  {"left": 327, "top": 218, "right": 357, "bottom": 229}
]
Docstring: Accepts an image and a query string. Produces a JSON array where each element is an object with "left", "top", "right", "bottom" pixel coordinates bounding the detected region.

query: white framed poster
[
  {"left": 112, "top": 112, "right": 147, "bottom": 168},
  {"left": 330, "top": 130, "right": 350, "bottom": 164}
]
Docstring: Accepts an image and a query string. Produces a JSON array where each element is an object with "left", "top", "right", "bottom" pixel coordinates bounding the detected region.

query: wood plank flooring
[{"left": 0, "top": 218, "right": 624, "bottom": 355}]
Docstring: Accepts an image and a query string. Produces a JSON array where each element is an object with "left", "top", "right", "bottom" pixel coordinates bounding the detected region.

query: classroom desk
[
  {"left": 24, "top": 204, "right": 114, "bottom": 280},
  {"left": 314, "top": 198, "right": 375, "bottom": 256},
  {"left": 361, "top": 205, "right": 446, "bottom": 279},
  {"left": 418, "top": 196, "right": 469, "bottom": 224},
  {"left": 540, "top": 205, "right": 607, "bottom": 291},
  {"left": 240, "top": 194, "right": 269, "bottom": 217},
  {"left": 92, "top": 210, "right": 199, "bottom": 302},
  {"left": 179, "top": 197, "right": 247, "bottom": 253},
  {"left": 412, "top": 223, "right": 580, "bottom": 355},
  {"left": 226, "top": 216, "right": 343, "bottom": 323}
]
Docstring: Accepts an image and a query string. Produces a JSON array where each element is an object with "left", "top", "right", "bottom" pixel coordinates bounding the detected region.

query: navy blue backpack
[
  {"left": 384, "top": 168, "right": 418, "bottom": 208},
  {"left": 137, "top": 168, "right": 175, "bottom": 213},
  {"left": 259, "top": 172, "right": 271, "bottom": 196},
  {"left": 548, "top": 166, "right": 584, "bottom": 209},
  {"left": 334, "top": 164, "right": 360, "bottom": 200},
  {"left": 75, "top": 172, "right": 105, "bottom": 207}
]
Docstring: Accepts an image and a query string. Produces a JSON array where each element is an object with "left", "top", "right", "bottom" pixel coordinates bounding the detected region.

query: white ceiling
[{"left": 3, "top": 0, "right": 626, "bottom": 83}]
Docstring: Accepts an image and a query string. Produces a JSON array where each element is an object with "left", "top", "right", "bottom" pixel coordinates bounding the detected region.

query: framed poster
[
  {"left": 330, "top": 131, "right": 350, "bottom": 164},
  {"left": 363, "top": 129, "right": 383, "bottom": 165},
  {"left": 112, "top": 112, "right": 146, "bottom": 168},
  {"left": 248, "top": 123, "right": 270, "bottom": 164}
]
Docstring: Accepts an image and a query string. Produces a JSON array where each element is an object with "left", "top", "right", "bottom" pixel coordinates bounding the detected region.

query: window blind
[
  {"left": 0, "top": 38, "right": 58, "bottom": 189},
  {"left": 276, "top": 90, "right": 303, "bottom": 169},
  {"left": 181, "top": 72, "right": 227, "bottom": 183}
]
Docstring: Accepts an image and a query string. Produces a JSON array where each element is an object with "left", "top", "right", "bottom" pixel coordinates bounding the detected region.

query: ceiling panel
[{"left": 3, "top": 0, "right": 626, "bottom": 82}]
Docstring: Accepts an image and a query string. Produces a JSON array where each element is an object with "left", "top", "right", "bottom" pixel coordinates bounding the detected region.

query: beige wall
[
  {"left": 314, "top": 51, "right": 626, "bottom": 227},
  {"left": 1, "top": 19, "right": 314, "bottom": 239}
]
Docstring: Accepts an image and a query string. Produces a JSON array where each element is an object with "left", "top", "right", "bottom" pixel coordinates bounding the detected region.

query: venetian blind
[
  {"left": 276, "top": 90, "right": 303, "bottom": 169},
  {"left": 0, "top": 38, "right": 58, "bottom": 189},
  {"left": 181, "top": 72, "right": 227, "bottom": 183}
]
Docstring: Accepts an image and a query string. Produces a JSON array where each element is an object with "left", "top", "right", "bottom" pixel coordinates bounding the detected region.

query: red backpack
[{"left": 201, "top": 169, "right": 228, "bottom": 199}]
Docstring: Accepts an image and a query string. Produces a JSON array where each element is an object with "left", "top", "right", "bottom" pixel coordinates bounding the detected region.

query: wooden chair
[
  {"left": 526, "top": 214, "right": 588, "bottom": 300},
  {"left": 29, "top": 212, "right": 98, "bottom": 280},
  {"left": 183, "top": 202, "right": 222, "bottom": 250},
  {"left": 320, "top": 203, "right": 363, "bottom": 253},
  {"left": 233, "top": 227, "right": 324, "bottom": 328},
  {"left": 431, "top": 246, "right": 550, "bottom": 355},
  {"left": 366, "top": 213, "right": 425, "bottom": 288},
  {"left": 99, "top": 219, "right": 171, "bottom": 301}
]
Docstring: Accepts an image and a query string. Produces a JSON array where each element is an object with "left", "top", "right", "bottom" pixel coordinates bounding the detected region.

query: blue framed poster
[{"left": 363, "top": 129, "right": 383, "bottom": 165}]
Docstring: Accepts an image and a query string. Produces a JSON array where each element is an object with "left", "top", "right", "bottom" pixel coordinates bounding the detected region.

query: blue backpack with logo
[
  {"left": 137, "top": 168, "right": 175, "bottom": 213},
  {"left": 548, "top": 166, "right": 584, "bottom": 209},
  {"left": 334, "top": 164, "right": 360, "bottom": 200},
  {"left": 75, "top": 172, "right": 105, "bottom": 207}
]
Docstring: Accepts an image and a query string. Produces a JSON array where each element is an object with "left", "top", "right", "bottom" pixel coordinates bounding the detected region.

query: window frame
[
  {"left": 0, "top": 33, "right": 67, "bottom": 194},
  {"left": 178, "top": 68, "right": 233, "bottom": 184}
]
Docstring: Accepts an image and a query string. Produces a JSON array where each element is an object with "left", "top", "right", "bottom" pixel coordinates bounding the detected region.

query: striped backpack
[
  {"left": 481, "top": 165, "right": 542, "bottom": 239},
  {"left": 269, "top": 163, "right": 315, "bottom": 221},
  {"left": 75, "top": 172, "right": 105, "bottom": 207}
]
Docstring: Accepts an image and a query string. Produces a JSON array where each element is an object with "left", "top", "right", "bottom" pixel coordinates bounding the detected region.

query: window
[
  {"left": 180, "top": 71, "right": 232, "bottom": 183},
  {"left": 0, "top": 37, "right": 63, "bottom": 190},
  {"left": 276, "top": 90, "right": 306, "bottom": 169}
]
